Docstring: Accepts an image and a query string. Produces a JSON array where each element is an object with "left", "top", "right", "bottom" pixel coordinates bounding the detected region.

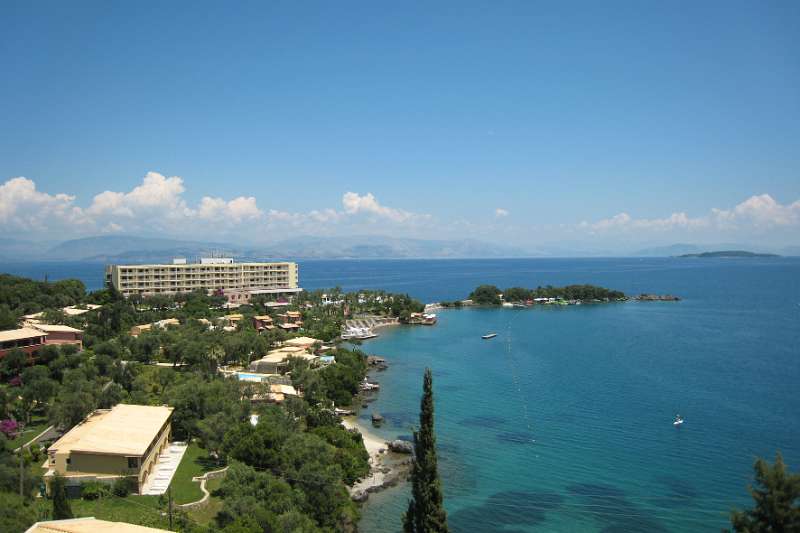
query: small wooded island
[
  {"left": 436, "top": 284, "right": 679, "bottom": 307},
  {"left": 678, "top": 250, "right": 779, "bottom": 258}
]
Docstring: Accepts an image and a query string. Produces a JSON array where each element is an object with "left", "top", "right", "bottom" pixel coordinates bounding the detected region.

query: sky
[{"left": 1, "top": 1, "right": 799, "bottom": 252}]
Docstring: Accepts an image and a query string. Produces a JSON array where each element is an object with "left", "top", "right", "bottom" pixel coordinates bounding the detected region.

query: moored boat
[{"left": 482, "top": 333, "right": 497, "bottom": 339}]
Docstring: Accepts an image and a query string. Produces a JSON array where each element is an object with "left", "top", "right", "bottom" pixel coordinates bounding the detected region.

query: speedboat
[
  {"left": 482, "top": 333, "right": 497, "bottom": 339},
  {"left": 673, "top": 414, "right": 684, "bottom": 427}
]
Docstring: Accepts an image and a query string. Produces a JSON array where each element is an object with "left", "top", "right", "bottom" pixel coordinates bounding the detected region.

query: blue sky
[{"left": 1, "top": 1, "right": 798, "bottom": 251}]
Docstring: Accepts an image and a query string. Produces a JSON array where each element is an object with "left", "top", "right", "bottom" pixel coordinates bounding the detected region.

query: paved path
[
  {"left": 141, "top": 441, "right": 188, "bottom": 495},
  {"left": 178, "top": 465, "right": 229, "bottom": 509},
  {"left": 13, "top": 424, "right": 56, "bottom": 453}
]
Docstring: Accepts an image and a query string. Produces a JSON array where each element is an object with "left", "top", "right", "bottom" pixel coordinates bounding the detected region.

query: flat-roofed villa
[
  {"left": 129, "top": 318, "right": 180, "bottom": 337},
  {"left": 0, "top": 324, "right": 84, "bottom": 359},
  {"left": 252, "top": 315, "right": 274, "bottom": 331},
  {"left": 62, "top": 304, "right": 102, "bottom": 316},
  {"left": 44, "top": 404, "right": 173, "bottom": 494},
  {"left": 248, "top": 345, "right": 320, "bottom": 374},
  {"left": 30, "top": 324, "right": 84, "bottom": 348},
  {"left": 283, "top": 336, "right": 321, "bottom": 350},
  {"left": 0, "top": 327, "right": 48, "bottom": 359},
  {"left": 25, "top": 517, "right": 172, "bottom": 533}
]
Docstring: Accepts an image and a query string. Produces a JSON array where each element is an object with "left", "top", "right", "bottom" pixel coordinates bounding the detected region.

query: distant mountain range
[
  {"left": 1, "top": 235, "right": 530, "bottom": 261},
  {"left": 0, "top": 235, "right": 797, "bottom": 262}
]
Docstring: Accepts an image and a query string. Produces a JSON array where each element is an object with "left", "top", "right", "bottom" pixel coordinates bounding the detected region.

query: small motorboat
[
  {"left": 482, "top": 333, "right": 497, "bottom": 339},
  {"left": 673, "top": 414, "right": 684, "bottom": 427}
]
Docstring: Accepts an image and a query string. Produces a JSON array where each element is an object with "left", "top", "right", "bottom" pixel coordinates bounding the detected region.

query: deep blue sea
[{"left": 2, "top": 257, "right": 799, "bottom": 532}]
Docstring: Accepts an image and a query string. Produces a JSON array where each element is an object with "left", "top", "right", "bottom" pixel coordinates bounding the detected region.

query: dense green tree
[
  {"left": 0, "top": 304, "right": 18, "bottom": 331},
  {"left": 728, "top": 452, "right": 800, "bottom": 532},
  {"left": 36, "top": 345, "right": 61, "bottom": 365},
  {"left": 49, "top": 372, "right": 97, "bottom": 429},
  {"left": 0, "top": 274, "right": 85, "bottom": 316},
  {"left": 197, "top": 412, "right": 229, "bottom": 464},
  {"left": 167, "top": 375, "right": 245, "bottom": 440},
  {"left": 21, "top": 366, "right": 58, "bottom": 420},
  {"left": 0, "top": 492, "right": 37, "bottom": 532},
  {"left": 52, "top": 474, "right": 73, "bottom": 519},
  {"left": 97, "top": 381, "right": 126, "bottom": 409},
  {"left": 1, "top": 348, "right": 28, "bottom": 380},
  {"left": 311, "top": 425, "right": 370, "bottom": 484},
  {"left": 404, "top": 368, "right": 449, "bottom": 533},
  {"left": 468, "top": 285, "right": 502, "bottom": 305},
  {"left": 223, "top": 409, "right": 295, "bottom": 470},
  {"left": 216, "top": 462, "right": 311, "bottom": 531}
]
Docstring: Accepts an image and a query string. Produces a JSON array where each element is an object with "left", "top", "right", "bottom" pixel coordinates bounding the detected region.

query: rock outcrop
[{"left": 387, "top": 439, "right": 414, "bottom": 454}]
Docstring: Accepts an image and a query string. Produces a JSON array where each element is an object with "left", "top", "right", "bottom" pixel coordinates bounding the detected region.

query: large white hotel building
[{"left": 105, "top": 258, "right": 300, "bottom": 299}]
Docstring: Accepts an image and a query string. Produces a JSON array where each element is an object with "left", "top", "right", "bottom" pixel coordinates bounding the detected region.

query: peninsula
[
  {"left": 678, "top": 250, "right": 779, "bottom": 258},
  {"left": 433, "top": 284, "right": 681, "bottom": 307}
]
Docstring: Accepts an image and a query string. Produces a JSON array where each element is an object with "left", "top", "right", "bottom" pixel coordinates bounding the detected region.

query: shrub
[
  {"left": 111, "top": 476, "right": 136, "bottom": 497},
  {"left": 81, "top": 481, "right": 109, "bottom": 500}
]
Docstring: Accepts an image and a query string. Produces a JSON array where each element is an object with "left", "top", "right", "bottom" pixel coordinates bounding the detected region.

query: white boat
[
  {"left": 673, "top": 414, "right": 684, "bottom": 426},
  {"left": 482, "top": 333, "right": 497, "bottom": 339},
  {"left": 360, "top": 377, "right": 380, "bottom": 391}
]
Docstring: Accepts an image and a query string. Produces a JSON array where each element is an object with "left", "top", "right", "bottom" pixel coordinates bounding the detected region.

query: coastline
[{"left": 342, "top": 416, "right": 410, "bottom": 501}]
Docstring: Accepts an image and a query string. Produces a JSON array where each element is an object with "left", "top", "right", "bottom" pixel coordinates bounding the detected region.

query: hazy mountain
[
  {"left": 633, "top": 244, "right": 706, "bottom": 257},
  {"left": 253, "top": 235, "right": 529, "bottom": 259},
  {"left": 780, "top": 246, "right": 800, "bottom": 257},
  {"left": 3, "top": 234, "right": 530, "bottom": 261},
  {"left": 45, "top": 235, "right": 238, "bottom": 262},
  {"left": 4, "top": 235, "right": 796, "bottom": 261},
  {"left": 0, "top": 237, "right": 59, "bottom": 260}
]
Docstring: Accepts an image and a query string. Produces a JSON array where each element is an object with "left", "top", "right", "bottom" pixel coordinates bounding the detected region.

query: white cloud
[
  {"left": 495, "top": 208, "right": 509, "bottom": 218},
  {"left": 0, "top": 173, "right": 271, "bottom": 238},
  {"left": 88, "top": 172, "right": 190, "bottom": 218},
  {"left": 198, "top": 195, "right": 263, "bottom": 222},
  {"left": 0, "top": 177, "right": 87, "bottom": 231},
  {"left": 582, "top": 194, "right": 800, "bottom": 236},
  {"left": 711, "top": 194, "right": 800, "bottom": 228},
  {"left": 342, "top": 192, "right": 417, "bottom": 223}
]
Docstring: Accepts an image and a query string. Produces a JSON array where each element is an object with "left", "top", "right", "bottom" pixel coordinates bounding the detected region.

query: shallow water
[{"left": 352, "top": 258, "right": 800, "bottom": 532}]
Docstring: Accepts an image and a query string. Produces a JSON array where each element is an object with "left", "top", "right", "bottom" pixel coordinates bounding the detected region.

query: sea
[{"left": 2, "top": 257, "right": 799, "bottom": 532}]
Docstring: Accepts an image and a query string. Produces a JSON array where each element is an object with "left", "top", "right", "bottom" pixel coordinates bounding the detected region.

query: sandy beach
[
  {"left": 342, "top": 416, "right": 408, "bottom": 499},
  {"left": 342, "top": 416, "right": 386, "bottom": 458}
]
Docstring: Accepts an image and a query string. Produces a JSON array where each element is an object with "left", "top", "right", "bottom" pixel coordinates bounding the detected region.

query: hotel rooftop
[
  {"left": 49, "top": 404, "right": 173, "bottom": 457},
  {"left": 26, "top": 518, "right": 172, "bottom": 533}
]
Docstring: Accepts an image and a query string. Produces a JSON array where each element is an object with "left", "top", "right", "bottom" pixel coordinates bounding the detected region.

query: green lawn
[
  {"left": 168, "top": 441, "right": 221, "bottom": 505},
  {"left": 30, "top": 441, "right": 222, "bottom": 529},
  {"left": 187, "top": 476, "right": 224, "bottom": 525},
  {"left": 9, "top": 415, "right": 51, "bottom": 449},
  {"left": 35, "top": 494, "right": 171, "bottom": 530}
]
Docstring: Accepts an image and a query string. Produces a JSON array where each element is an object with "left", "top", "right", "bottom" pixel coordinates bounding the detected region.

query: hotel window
[{"left": 128, "top": 457, "right": 139, "bottom": 469}]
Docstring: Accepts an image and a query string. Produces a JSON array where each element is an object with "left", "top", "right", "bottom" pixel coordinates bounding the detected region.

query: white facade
[{"left": 106, "top": 260, "right": 299, "bottom": 297}]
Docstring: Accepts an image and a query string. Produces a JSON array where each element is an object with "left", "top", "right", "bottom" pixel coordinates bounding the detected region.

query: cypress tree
[
  {"left": 403, "top": 368, "right": 449, "bottom": 533},
  {"left": 729, "top": 452, "right": 800, "bottom": 532},
  {"left": 51, "top": 474, "right": 73, "bottom": 520}
]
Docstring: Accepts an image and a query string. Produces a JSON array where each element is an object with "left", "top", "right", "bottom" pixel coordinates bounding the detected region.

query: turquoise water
[
  {"left": 354, "top": 259, "right": 800, "bottom": 532},
  {"left": 3, "top": 257, "right": 799, "bottom": 531}
]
